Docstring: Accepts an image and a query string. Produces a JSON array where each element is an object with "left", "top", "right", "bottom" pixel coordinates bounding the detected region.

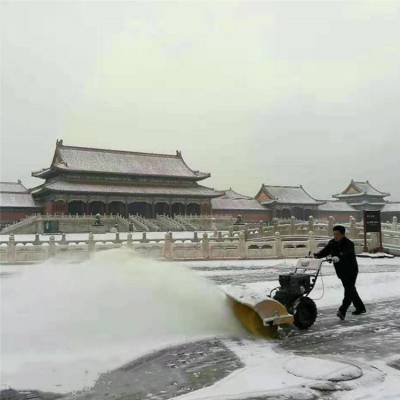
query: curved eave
[
  {"left": 32, "top": 168, "right": 56, "bottom": 179},
  {"left": 46, "top": 165, "right": 210, "bottom": 181},
  {"left": 333, "top": 193, "right": 388, "bottom": 199},
  {"left": 261, "top": 200, "right": 322, "bottom": 206},
  {"left": 32, "top": 183, "right": 223, "bottom": 199}
]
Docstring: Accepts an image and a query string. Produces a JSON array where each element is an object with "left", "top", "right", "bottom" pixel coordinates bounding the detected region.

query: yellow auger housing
[
  {"left": 227, "top": 258, "right": 328, "bottom": 336},
  {"left": 227, "top": 294, "right": 294, "bottom": 338}
]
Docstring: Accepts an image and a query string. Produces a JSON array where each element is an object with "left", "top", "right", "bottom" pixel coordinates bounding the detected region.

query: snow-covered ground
[{"left": 1, "top": 247, "right": 400, "bottom": 399}]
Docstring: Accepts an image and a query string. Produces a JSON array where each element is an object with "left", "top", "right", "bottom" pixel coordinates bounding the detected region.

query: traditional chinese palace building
[
  {"left": 255, "top": 184, "right": 322, "bottom": 219},
  {"left": 30, "top": 140, "right": 222, "bottom": 217},
  {"left": 211, "top": 188, "right": 270, "bottom": 222},
  {"left": 333, "top": 180, "right": 390, "bottom": 211},
  {"left": 0, "top": 181, "right": 40, "bottom": 228}
]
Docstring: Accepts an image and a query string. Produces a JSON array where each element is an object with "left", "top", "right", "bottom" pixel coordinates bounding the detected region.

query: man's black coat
[{"left": 314, "top": 236, "right": 358, "bottom": 281}]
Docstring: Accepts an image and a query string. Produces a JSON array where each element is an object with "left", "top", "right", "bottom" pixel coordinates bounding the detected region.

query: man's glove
[{"left": 332, "top": 256, "right": 340, "bottom": 263}]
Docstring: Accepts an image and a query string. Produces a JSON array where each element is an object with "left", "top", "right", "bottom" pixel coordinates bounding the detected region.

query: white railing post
[
  {"left": 274, "top": 232, "right": 282, "bottom": 258},
  {"left": 7, "top": 234, "right": 16, "bottom": 263},
  {"left": 307, "top": 231, "right": 317, "bottom": 254},
  {"left": 88, "top": 232, "right": 95, "bottom": 253},
  {"left": 202, "top": 233, "right": 210, "bottom": 259},
  {"left": 127, "top": 233, "right": 133, "bottom": 248},
  {"left": 163, "top": 232, "right": 173, "bottom": 260},
  {"left": 392, "top": 216, "right": 398, "bottom": 231},
  {"left": 349, "top": 216, "right": 357, "bottom": 238},
  {"left": 239, "top": 231, "right": 247, "bottom": 259},
  {"left": 308, "top": 216, "right": 314, "bottom": 232},
  {"left": 49, "top": 235, "right": 56, "bottom": 257},
  {"left": 290, "top": 216, "right": 296, "bottom": 235},
  {"left": 328, "top": 216, "right": 335, "bottom": 236}
]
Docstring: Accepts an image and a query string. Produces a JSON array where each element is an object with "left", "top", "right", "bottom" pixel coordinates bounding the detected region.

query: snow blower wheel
[{"left": 293, "top": 297, "right": 317, "bottom": 330}]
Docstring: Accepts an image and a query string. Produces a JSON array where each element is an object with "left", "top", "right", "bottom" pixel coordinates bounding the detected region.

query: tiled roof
[
  {"left": 381, "top": 203, "right": 400, "bottom": 213},
  {"left": 32, "top": 142, "right": 210, "bottom": 180},
  {"left": 334, "top": 180, "right": 390, "bottom": 198},
  {"left": 211, "top": 189, "right": 265, "bottom": 211},
  {"left": 259, "top": 185, "right": 320, "bottom": 205},
  {"left": 0, "top": 181, "right": 39, "bottom": 208},
  {"left": 0, "top": 181, "right": 28, "bottom": 193},
  {"left": 32, "top": 179, "right": 222, "bottom": 198},
  {"left": 317, "top": 201, "right": 357, "bottom": 212}
]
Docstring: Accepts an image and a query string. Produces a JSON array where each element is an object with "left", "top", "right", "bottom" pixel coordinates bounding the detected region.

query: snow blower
[{"left": 227, "top": 257, "right": 330, "bottom": 337}]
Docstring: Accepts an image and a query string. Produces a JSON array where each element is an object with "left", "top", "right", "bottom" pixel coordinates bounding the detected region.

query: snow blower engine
[{"left": 269, "top": 258, "right": 330, "bottom": 329}]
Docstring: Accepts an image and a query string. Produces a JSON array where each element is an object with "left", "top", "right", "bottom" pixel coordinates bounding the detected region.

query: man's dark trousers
[{"left": 338, "top": 273, "right": 365, "bottom": 314}]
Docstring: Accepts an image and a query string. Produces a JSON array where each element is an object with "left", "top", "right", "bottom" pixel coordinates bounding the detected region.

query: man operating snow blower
[{"left": 314, "top": 225, "right": 366, "bottom": 320}]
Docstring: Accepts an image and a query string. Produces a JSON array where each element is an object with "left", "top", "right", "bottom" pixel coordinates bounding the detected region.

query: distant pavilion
[
  {"left": 211, "top": 188, "right": 270, "bottom": 222},
  {"left": 333, "top": 180, "right": 390, "bottom": 211},
  {"left": 255, "top": 184, "right": 322, "bottom": 219}
]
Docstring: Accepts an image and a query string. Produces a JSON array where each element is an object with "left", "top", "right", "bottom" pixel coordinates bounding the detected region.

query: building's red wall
[
  {"left": 0, "top": 208, "right": 38, "bottom": 224},
  {"left": 45, "top": 201, "right": 67, "bottom": 215}
]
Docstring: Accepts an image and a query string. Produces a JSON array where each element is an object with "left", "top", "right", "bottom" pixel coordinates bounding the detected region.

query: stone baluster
[
  {"left": 273, "top": 218, "right": 279, "bottom": 235},
  {"left": 239, "top": 231, "right": 247, "bottom": 259},
  {"left": 142, "top": 232, "right": 148, "bottom": 243},
  {"left": 290, "top": 216, "right": 296, "bottom": 235},
  {"left": 33, "top": 233, "right": 40, "bottom": 245},
  {"left": 349, "top": 216, "right": 357, "bottom": 238},
  {"left": 7, "top": 234, "right": 16, "bottom": 263},
  {"left": 115, "top": 232, "right": 120, "bottom": 243},
  {"left": 127, "top": 233, "right": 133, "bottom": 248},
  {"left": 202, "top": 233, "right": 210, "bottom": 259},
  {"left": 49, "top": 235, "right": 56, "bottom": 257},
  {"left": 193, "top": 231, "right": 199, "bottom": 242},
  {"left": 163, "top": 232, "right": 173, "bottom": 260},
  {"left": 274, "top": 232, "right": 282, "bottom": 258},
  {"left": 308, "top": 216, "right": 314, "bottom": 232},
  {"left": 258, "top": 220, "right": 264, "bottom": 235},
  {"left": 88, "top": 232, "right": 95, "bottom": 253},
  {"left": 328, "top": 216, "right": 335, "bottom": 236},
  {"left": 217, "top": 231, "right": 223, "bottom": 242},
  {"left": 307, "top": 231, "right": 317, "bottom": 254},
  {"left": 60, "top": 233, "right": 67, "bottom": 245},
  {"left": 392, "top": 216, "right": 398, "bottom": 231}
]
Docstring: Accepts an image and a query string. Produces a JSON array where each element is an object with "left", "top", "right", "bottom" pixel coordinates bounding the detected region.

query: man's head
[{"left": 333, "top": 225, "right": 346, "bottom": 241}]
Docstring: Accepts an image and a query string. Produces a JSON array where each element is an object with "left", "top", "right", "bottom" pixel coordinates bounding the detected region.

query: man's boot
[
  {"left": 337, "top": 310, "right": 346, "bottom": 320},
  {"left": 352, "top": 309, "right": 366, "bottom": 315}
]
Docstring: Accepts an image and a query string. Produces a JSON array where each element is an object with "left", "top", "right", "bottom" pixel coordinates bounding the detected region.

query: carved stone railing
[{"left": 1, "top": 216, "right": 398, "bottom": 263}]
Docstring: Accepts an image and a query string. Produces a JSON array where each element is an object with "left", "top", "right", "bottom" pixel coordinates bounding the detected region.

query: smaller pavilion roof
[
  {"left": 0, "top": 181, "right": 39, "bottom": 208},
  {"left": 334, "top": 180, "right": 390, "bottom": 199},
  {"left": 317, "top": 200, "right": 357, "bottom": 212},
  {"left": 381, "top": 202, "right": 400, "bottom": 213},
  {"left": 257, "top": 185, "right": 321, "bottom": 205},
  {"left": 211, "top": 189, "right": 265, "bottom": 211}
]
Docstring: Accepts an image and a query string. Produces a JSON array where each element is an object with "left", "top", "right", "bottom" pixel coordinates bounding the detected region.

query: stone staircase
[
  {"left": 156, "top": 215, "right": 186, "bottom": 231},
  {"left": 115, "top": 214, "right": 132, "bottom": 231},
  {"left": 128, "top": 215, "right": 150, "bottom": 231},
  {"left": 0, "top": 214, "right": 40, "bottom": 234},
  {"left": 174, "top": 215, "right": 197, "bottom": 231}
]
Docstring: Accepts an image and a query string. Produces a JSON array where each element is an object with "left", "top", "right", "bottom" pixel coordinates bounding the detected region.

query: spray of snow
[{"left": 1, "top": 249, "right": 242, "bottom": 392}]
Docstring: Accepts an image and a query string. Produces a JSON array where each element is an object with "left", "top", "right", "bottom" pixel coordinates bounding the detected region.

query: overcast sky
[{"left": 1, "top": 1, "right": 399, "bottom": 199}]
